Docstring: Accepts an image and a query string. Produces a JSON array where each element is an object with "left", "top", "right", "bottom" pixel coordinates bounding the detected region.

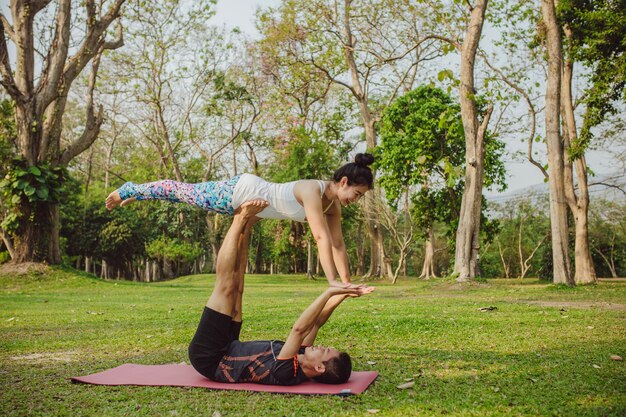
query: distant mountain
[{"left": 486, "top": 172, "right": 626, "bottom": 204}]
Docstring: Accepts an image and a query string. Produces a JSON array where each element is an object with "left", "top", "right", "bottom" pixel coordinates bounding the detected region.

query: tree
[
  {"left": 377, "top": 85, "right": 506, "bottom": 279},
  {"left": 0, "top": 0, "right": 125, "bottom": 263},
  {"left": 555, "top": 0, "right": 625, "bottom": 284},
  {"left": 377, "top": 86, "right": 465, "bottom": 279},
  {"left": 540, "top": 0, "right": 574, "bottom": 285},
  {"left": 419, "top": 0, "right": 495, "bottom": 281}
]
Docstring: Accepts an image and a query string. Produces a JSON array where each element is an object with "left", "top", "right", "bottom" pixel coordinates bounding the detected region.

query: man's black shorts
[{"left": 188, "top": 307, "right": 242, "bottom": 379}]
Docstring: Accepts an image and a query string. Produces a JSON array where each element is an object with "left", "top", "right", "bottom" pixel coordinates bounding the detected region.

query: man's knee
[{"left": 213, "top": 275, "right": 239, "bottom": 298}]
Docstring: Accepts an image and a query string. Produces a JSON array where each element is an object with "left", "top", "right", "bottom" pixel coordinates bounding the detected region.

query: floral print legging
[{"left": 116, "top": 176, "right": 241, "bottom": 216}]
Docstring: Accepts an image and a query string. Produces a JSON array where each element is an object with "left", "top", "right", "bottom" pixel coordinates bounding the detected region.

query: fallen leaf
[
  {"left": 587, "top": 326, "right": 594, "bottom": 329},
  {"left": 592, "top": 364, "right": 601, "bottom": 369},
  {"left": 367, "top": 361, "right": 377, "bottom": 365},
  {"left": 492, "top": 386, "right": 500, "bottom": 392},
  {"left": 212, "top": 412, "right": 221, "bottom": 417},
  {"left": 529, "top": 378, "right": 538, "bottom": 383},
  {"left": 610, "top": 355, "right": 622, "bottom": 361},
  {"left": 396, "top": 381, "right": 415, "bottom": 389},
  {"left": 146, "top": 335, "right": 154, "bottom": 339},
  {"left": 561, "top": 315, "right": 569, "bottom": 319},
  {"left": 404, "top": 378, "right": 414, "bottom": 382},
  {"left": 6, "top": 317, "right": 15, "bottom": 322}
]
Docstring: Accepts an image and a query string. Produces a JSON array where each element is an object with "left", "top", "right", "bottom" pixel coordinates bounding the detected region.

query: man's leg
[
  {"left": 206, "top": 200, "right": 267, "bottom": 317},
  {"left": 232, "top": 215, "right": 261, "bottom": 322}
]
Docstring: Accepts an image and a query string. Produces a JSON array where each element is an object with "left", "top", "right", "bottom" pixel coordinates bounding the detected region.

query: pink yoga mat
[{"left": 72, "top": 364, "right": 378, "bottom": 395}]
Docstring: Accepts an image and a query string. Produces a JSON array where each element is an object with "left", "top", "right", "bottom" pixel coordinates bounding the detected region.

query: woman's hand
[{"left": 327, "top": 284, "right": 375, "bottom": 297}]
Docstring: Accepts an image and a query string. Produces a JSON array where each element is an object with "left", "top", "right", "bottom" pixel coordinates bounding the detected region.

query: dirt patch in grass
[
  {"left": 435, "top": 281, "right": 491, "bottom": 291},
  {"left": 522, "top": 300, "right": 626, "bottom": 311},
  {"left": 0, "top": 262, "right": 51, "bottom": 277},
  {"left": 10, "top": 350, "right": 81, "bottom": 363}
]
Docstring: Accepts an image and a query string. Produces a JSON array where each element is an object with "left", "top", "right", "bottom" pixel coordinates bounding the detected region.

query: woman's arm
[
  {"left": 325, "top": 205, "right": 351, "bottom": 284},
  {"left": 297, "top": 182, "right": 342, "bottom": 286}
]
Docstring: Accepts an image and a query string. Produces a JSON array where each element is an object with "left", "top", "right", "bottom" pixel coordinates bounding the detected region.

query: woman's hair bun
[{"left": 354, "top": 153, "right": 375, "bottom": 167}]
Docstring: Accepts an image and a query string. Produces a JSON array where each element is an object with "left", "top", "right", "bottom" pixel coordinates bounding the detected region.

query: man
[{"left": 188, "top": 200, "right": 374, "bottom": 385}]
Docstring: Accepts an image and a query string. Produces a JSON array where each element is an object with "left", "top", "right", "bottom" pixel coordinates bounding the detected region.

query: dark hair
[
  {"left": 313, "top": 352, "right": 352, "bottom": 384},
  {"left": 332, "top": 153, "right": 375, "bottom": 189}
]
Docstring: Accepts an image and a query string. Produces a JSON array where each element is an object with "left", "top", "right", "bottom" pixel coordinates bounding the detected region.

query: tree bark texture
[
  {"left": 541, "top": 0, "right": 574, "bottom": 285},
  {"left": 453, "top": 0, "right": 491, "bottom": 282}
]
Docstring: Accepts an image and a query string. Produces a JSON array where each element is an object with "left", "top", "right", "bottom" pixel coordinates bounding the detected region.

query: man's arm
[
  {"left": 277, "top": 287, "right": 373, "bottom": 359},
  {"left": 302, "top": 294, "right": 350, "bottom": 347}
]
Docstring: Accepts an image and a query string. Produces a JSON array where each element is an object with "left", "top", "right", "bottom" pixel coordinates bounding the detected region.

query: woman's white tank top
[{"left": 232, "top": 174, "right": 326, "bottom": 222}]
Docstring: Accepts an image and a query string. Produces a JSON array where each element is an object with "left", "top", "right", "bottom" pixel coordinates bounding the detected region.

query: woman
[{"left": 106, "top": 153, "right": 375, "bottom": 287}]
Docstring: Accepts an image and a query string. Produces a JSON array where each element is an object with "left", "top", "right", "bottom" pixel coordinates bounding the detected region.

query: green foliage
[
  {"left": 481, "top": 199, "right": 551, "bottom": 279},
  {"left": 559, "top": 0, "right": 626, "bottom": 157},
  {"left": 376, "top": 86, "right": 506, "bottom": 248},
  {"left": 267, "top": 127, "right": 340, "bottom": 182},
  {"left": 377, "top": 86, "right": 464, "bottom": 205},
  {"left": 0, "top": 159, "right": 67, "bottom": 234},
  {"left": 589, "top": 198, "right": 626, "bottom": 278},
  {"left": 145, "top": 236, "right": 203, "bottom": 263}
]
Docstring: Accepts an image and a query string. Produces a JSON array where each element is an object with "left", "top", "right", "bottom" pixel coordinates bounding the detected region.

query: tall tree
[
  {"left": 556, "top": 0, "right": 625, "bottom": 284},
  {"left": 541, "top": 0, "right": 574, "bottom": 284},
  {"left": 0, "top": 0, "right": 125, "bottom": 263},
  {"left": 377, "top": 85, "right": 506, "bottom": 280},
  {"left": 422, "top": 0, "right": 494, "bottom": 280},
  {"left": 377, "top": 86, "right": 465, "bottom": 279}
]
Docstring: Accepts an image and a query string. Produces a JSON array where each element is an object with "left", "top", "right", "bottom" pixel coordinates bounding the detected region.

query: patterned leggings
[{"left": 117, "top": 176, "right": 241, "bottom": 215}]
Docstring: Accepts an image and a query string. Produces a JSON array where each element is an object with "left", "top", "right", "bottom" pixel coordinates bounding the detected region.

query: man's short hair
[{"left": 313, "top": 352, "right": 352, "bottom": 384}]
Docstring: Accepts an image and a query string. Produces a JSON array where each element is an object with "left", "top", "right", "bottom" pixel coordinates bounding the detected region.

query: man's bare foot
[
  {"left": 105, "top": 190, "right": 137, "bottom": 211},
  {"left": 235, "top": 200, "right": 268, "bottom": 220}
]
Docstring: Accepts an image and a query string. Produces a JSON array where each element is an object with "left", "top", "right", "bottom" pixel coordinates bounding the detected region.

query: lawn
[{"left": 1, "top": 266, "right": 624, "bottom": 416}]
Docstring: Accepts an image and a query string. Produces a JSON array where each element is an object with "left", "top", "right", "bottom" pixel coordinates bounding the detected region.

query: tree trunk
[
  {"left": 12, "top": 202, "right": 61, "bottom": 264},
  {"left": 560, "top": 29, "right": 597, "bottom": 285},
  {"left": 0, "top": 229, "right": 15, "bottom": 260},
  {"left": 341, "top": 1, "right": 386, "bottom": 279},
  {"left": 420, "top": 228, "right": 437, "bottom": 279},
  {"left": 541, "top": 0, "right": 574, "bottom": 285},
  {"left": 453, "top": 0, "right": 490, "bottom": 282}
]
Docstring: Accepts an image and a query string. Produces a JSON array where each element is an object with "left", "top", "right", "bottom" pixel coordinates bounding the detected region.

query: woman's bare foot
[
  {"left": 105, "top": 190, "right": 137, "bottom": 211},
  {"left": 235, "top": 200, "right": 268, "bottom": 219}
]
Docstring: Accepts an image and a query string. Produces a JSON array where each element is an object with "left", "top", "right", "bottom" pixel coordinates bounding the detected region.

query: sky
[{"left": 212, "top": 0, "right": 280, "bottom": 35}]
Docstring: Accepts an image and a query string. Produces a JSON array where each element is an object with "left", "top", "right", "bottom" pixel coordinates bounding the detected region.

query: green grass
[{"left": 1, "top": 268, "right": 625, "bottom": 417}]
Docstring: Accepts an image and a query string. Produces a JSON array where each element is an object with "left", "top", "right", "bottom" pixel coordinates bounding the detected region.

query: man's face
[{"left": 304, "top": 345, "right": 341, "bottom": 364}]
